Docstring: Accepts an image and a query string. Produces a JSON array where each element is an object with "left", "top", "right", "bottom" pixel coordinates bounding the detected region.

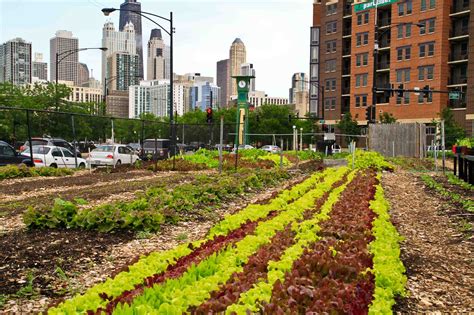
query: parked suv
[
  {"left": 0, "top": 141, "right": 34, "bottom": 166},
  {"left": 20, "top": 137, "right": 82, "bottom": 157},
  {"left": 142, "top": 139, "right": 171, "bottom": 160}
]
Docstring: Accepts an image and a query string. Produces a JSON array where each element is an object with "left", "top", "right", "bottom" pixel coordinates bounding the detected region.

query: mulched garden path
[{"left": 384, "top": 170, "right": 473, "bottom": 313}]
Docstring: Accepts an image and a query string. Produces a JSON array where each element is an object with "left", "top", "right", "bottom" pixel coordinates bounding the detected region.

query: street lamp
[
  {"left": 55, "top": 47, "right": 107, "bottom": 85},
  {"left": 372, "top": 21, "right": 423, "bottom": 123},
  {"left": 101, "top": 7, "right": 176, "bottom": 154}
]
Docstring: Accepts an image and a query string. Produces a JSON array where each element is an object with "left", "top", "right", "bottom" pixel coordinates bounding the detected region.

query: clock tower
[{"left": 232, "top": 75, "right": 255, "bottom": 147}]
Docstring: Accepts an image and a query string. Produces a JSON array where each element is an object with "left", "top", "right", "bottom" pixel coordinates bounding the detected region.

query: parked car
[
  {"left": 0, "top": 140, "right": 34, "bottom": 166},
  {"left": 20, "top": 137, "right": 82, "bottom": 157},
  {"left": 261, "top": 145, "right": 281, "bottom": 154},
  {"left": 127, "top": 143, "right": 142, "bottom": 154},
  {"left": 331, "top": 144, "right": 342, "bottom": 154},
  {"left": 88, "top": 144, "right": 140, "bottom": 167},
  {"left": 215, "top": 144, "right": 233, "bottom": 152},
  {"left": 141, "top": 139, "right": 171, "bottom": 160},
  {"left": 232, "top": 145, "right": 255, "bottom": 153},
  {"left": 23, "top": 145, "right": 87, "bottom": 168}
]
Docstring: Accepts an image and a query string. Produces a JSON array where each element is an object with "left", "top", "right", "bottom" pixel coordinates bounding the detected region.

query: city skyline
[{"left": 0, "top": 0, "right": 312, "bottom": 98}]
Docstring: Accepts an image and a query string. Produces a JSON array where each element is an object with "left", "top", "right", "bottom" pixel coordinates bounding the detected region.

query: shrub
[{"left": 0, "top": 164, "right": 74, "bottom": 181}]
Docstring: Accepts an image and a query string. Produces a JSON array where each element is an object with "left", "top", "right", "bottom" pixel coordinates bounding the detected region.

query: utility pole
[{"left": 371, "top": 4, "right": 379, "bottom": 125}]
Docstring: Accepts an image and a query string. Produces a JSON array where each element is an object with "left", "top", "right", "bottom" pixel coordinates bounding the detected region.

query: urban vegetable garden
[{"left": 0, "top": 150, "right": 472, "bottom": 313}]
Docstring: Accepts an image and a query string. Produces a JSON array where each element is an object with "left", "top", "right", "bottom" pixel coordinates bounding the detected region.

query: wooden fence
[{"left": 368, "top": 123, "right": 427, "bottom": 158}]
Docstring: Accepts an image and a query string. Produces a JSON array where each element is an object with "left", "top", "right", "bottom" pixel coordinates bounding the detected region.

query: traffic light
[
  {"left": 206, "top": 107, "right": 213, "bottom": 123},
  {"left": 296, "top": 112, "right": 300, "bottom": 119},
  {"left": 322, "top": 124, "right": 329, "bottom": 133},
  {"left": 397, "top": 84, "right": 404, "bottom": 98},
  {"left": 365, "top": 106, "right": 372, "bottom": 121},
  {"left": 288, "top": 114, "right": 292, "bottom": 123},
  {"left": 422, "top": 85, "right": 432, "bottom": 99},
  {"left": 256, "top": 115, "right": 260, "bottom": 123}
]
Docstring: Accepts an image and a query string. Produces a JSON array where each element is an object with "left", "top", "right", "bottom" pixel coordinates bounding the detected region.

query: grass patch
[{"left": 0, "top": 165, "right": 74, "bottom": 181}]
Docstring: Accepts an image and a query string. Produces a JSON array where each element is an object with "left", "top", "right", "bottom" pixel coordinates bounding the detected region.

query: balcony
[
  {"left": 450, "top": 0, "right": 470, "bottom": 16},
  {"left": 342, "top": 86, "right": 351, "bottom": 95},
  {"left": 379, "top": 39, "right": 391, "bottom": 49},
  {"left": 448, "top": 77, "right": 468, "bottom": 85},
  {"left": 342, "top": 67, "right": 351, "bottom": 76},
  {"left": 377, "top": 62, "right": 390, "bottom": 70},
  {"left": 448, "top": 52, "right": 469, "bottom": 63},
  {"left": 343, "top": 27, "right": 352, "bottom": 37},
  {"left": 450, "top": 26, "right": 469, "bottom": 39},
  {"left": 343, "top": 4, "right": 352, "bottom": 16},
  {"left": 378, "top": 17, "right": 391, "bottom": 28}
]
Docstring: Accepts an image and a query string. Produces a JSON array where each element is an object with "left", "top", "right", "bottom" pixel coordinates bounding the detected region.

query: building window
[
  {"left": 326, "top": 21, "right": 337, "bottom": 34},
  {"left": 355, "top": 94, "right": 368, "bottom": 107},
  {"left": 310, "top": 64, "right": 319, "bottom": 80},
  {"left": 418, "top": 65, "right": 434, "bottom": 80},
  {"left": 421, "top": 0, "right": 427, "bottom": 11},
  {"left": 398, "top": 0, "right": 412, "bottom": 16},
  {"left": 357, "top": 12, "right": 369, "bottom": 25},
  {"left": 419, "top": 42, "right": 435, "bottom": 57},
  {"left": 311, "top": 46, "right": 319, "bottom": 62},
  {"left": 326, "top": 3, "right": 337, "bottom": 15},
  {"left": 397, "top": 46, "right": 411, "bottom": 61},
  {"left": 396, "top": 92, "right": 410, "bottom": 105},
  {"left": 356, "top": 32, "right": 369, "bottom": 46},
  {"left": 420, "top": 18, "right": 436, "bottom": 34},
  {"left": 325, "top": 78, "right": 337, "bottom": 91},
  {"left": 397, "top": 23, "right": 412, "bottom": 39},
  {"left": 355, "top": 73, "right": 368, "bottom": 87},
  {"left": 326, "top": 40, "right": 337, "bottom": 53},
  {"left": 325, "top": 59, "right": 336, "bottom": 72},
  {"left": 429, "top": 0, "right": 436, "bottom": 9},
  {"left": 324, "top": 98, "right": 337, "bottom": 111},
  {"left": 356, "top": 53, "right": 369, "bottom": 67},
  {"left": 396, "top": 68, "right": 411, "bottom": 83},
  {"left": 311, "top": 27, "right": 320, "bottom": 45}
]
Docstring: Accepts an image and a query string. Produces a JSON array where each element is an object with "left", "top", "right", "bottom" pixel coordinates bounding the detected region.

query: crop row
[
  {"left": 421, "top": 174, "right": 474, "bottom": 212},
  {"left": 49, "top": 167, "right": 343, "bottom": 314},
  {"left": 23, "top": 169, "right": 292, "bottom": 232}
]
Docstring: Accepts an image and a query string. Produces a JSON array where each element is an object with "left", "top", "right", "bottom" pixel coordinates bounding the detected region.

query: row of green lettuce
[
  {"left": 24, "top": 169, "right": 291, "bottom": 232},
  {"left": 421, "top": 174, "right": 474, "bottom": 213},
  {"left": 111, "top": 167, "right": 350, "bottom": 313},
  {"left": 368, "top": 175, "right": 407, "bottom": 314},
  {"left": 0, "top": 164, "right": 74, "bottom": 180},
  {"left": 48, "top": 167, "right": 338, "bottom": 314}
]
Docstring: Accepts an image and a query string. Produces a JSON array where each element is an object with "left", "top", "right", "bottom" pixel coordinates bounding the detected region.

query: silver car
[
  {"left": 261, "top": 145, "right": 281, "bottom": 154},
  {"left": 87, "top": 144, "right": 140, "bottom": 167}
]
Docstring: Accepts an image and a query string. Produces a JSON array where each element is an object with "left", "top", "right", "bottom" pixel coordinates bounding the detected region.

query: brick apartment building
[{"left": 310, "top": 0, "right": 473, "bottom": 135}]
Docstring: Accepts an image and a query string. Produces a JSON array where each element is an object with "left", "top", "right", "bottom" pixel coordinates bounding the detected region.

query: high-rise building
[
  {"left": 107, "top": 52, "right": 140, "bottom": 92},
  {"left": 240, "top": 63, "right": 256, "bottom": 91},
  {"left": 106, "top": 90, "right": 129, "bottom": 118},
  {"left": 78, "top": 63, "right": 90, "bottom": 87},
  {"left": 32, "top": 53, "right": 47, "bottom": 81},
  {"left": 190, "top": 82, "right": 220, "bottom": 111},
  {"left": 102, "top": 21, "right": 136, "bottom": 86},
  {"left": 248, "top": 90, "right": 289, "bottom": 107},
  {"left": 310, "top": 0, "right": 472, "bottom": 134},
  {"left": 129, "top": 80, "right": 187, "bottom": 118},
  {"left": 50, "top": 30, "right": 79, "bottom": 84},
  {"left": 216, "top": 59, "right": 230, "bottom": 107},
  {"left": 119, "top": 0, "right": 143, "bottom": 79},
  {"left": 147, "top": 29, "right": 171, "bottom": 80},
  {"left": 229, "top": 38, "right": 247, "bottom": 97},
  {"left": 0, "top": 38, "right": 32, "bottom": 85},
  {"left": 289, "top": 73, "right": 309, "bottom": 103}
]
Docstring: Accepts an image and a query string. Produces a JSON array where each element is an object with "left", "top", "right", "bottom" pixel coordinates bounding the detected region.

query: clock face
[{"left": 238, "top": 80, "right": 246, "bottom": 88}]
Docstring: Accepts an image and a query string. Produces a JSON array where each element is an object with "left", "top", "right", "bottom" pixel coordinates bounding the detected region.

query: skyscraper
[
  {"left": 216, "top": 59, "right": 230, "bottom": 107},
  {"left": 50, "top": 30, "right": 79, "bottom": 84},
  {"left": 107, "top": 52, "right": 140, "bottom": 91},
  {"left": 78, "top": 63, "right": 90, "bottom": 86},
  {"left": 119, "top": 0, "right": 143, "bottom": 79},
  {"left": 147, "top": 29, "right": 170, "bottom": 80},
  {"left": 240, "top": 63, "right": 256, "bottom": 91},
  {"left": 289, "top": 73, "right": 309, "bottom": 104},
  {"left": 102, "top": 21, "right": 136, "bottom": 86},
  {"left": 0, "top": 38, "right": 32, "bottom": 85},
  {"left": 32, "top": 53, "right": 48, "bottom": 81},
  {"left": 229, "top": 38, "right": 246, "bottom": 97}
]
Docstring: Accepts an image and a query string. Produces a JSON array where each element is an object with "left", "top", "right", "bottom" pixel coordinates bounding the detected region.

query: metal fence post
[
  {"left": 71, "top": 114, "right": 78, "bottom": 168},
  {"left": 219, "top": 116, "right": 224, "bottom": 174},
  {"left": 280, "top": 138, "right": 284, "bottom": 169},
  {"left": 26, "top": 109, "right": 34, "bottom": 165},
  {"left": 441, "top": 120, "right": 446, "bottom": 174}
]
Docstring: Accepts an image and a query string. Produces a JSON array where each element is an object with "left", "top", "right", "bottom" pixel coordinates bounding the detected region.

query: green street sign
[
  {"left": 354, "top": 0, "right": 399, "bottom": 12},
  {"left": 449, "top": 91, "right": 461, "bottom": 100}
]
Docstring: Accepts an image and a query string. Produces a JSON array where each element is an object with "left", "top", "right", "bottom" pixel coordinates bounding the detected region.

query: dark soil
[
  {"left": 0, "top": 173, "right": 196, "bottom": 219},
  {"left": 0, "top": 229, "right": 135, "bottom": 296}
]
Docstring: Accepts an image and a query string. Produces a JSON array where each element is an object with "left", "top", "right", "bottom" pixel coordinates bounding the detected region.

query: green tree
[
  {"left": 379, "top": 112, "right": 397, "bottom": 124},
  {"left": 336, "top": 112, "right": 360, "bottom": 143},
  {"left": 439, "top": 107, "right": 465, "bottom": 148}
]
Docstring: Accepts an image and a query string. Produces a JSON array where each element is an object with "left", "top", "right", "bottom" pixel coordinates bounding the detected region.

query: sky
[{"left": 0, "top": 0, "right": 312, "bottom": 98}]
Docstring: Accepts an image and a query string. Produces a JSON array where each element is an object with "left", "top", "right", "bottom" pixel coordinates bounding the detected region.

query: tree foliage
[
  {"left": 336, "top": 112, "right": 360, "bottom": 143},
  {"left": 379, "top": 112, "right": 397, "bottom": 124},
  {"left": 439, "top": 107, "right": 465, "bottom": 148}
]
